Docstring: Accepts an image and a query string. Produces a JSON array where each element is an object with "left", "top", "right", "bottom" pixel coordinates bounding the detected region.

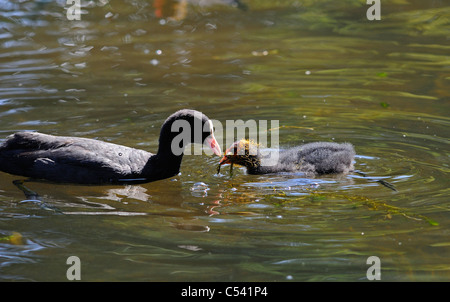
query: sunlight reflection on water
[{"left": 0, "top": 0, "right": 449, "bottom": 281}]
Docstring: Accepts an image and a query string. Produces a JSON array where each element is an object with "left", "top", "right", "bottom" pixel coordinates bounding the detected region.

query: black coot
[
  {"left": 0, "top": 109, "right": 221, "bottom": 184},
  {"left": 218, "top": 139, "right": 355, "bottom": 175}
]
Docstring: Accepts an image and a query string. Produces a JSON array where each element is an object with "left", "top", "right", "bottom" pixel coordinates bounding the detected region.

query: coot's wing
[
  {"left": 0, "top": 132, "right": 152, "bottom": 183},
  {"left": 0, "top": 132, "right": 74, "bottom": 151}
]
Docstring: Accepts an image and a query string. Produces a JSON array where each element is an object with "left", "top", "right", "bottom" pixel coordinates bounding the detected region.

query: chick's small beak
[
  {"left": 219, "top": 144, "right": 236, "bottom": 165},
  {"left": 219, "top": 155, "right": 230, "bottom": 165}
]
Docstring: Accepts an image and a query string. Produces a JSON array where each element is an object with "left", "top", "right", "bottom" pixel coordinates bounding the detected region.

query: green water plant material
[
  {"left": 0, "top": 232, "right": 24, "bottom": 245},
  {"left": 301, "top": 191, "right": 440, "bottom": 226}
]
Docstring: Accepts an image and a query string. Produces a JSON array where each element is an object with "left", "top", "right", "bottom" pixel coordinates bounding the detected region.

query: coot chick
[
  {"left": 218, "top": 139, "right": 355, "bottom": 175},
  {"left": 0, "top": 109, "right": 221, "bottom": 184}
]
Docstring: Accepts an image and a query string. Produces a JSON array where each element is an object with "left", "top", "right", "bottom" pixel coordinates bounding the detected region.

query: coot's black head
[
  {"left": 158, "top": 109, "right": 221, "bottom": 157},
  {"left": 218, "top": 139, "right": 260, "bottom": 169}
]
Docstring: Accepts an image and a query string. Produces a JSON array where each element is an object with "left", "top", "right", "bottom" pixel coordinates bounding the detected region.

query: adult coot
[
  {"left": 218, "top": 139, "right": 355, "bottom": 175},
  {"left": 0, "top": 109, "right": 221, "bottom": 184}
]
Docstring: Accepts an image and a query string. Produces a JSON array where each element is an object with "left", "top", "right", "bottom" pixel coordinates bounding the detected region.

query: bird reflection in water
[
  {"left": 153, "top": 0, "right": 248, "bottom": 21},
  {"left": 154, "top": 0, "right": 188, "bottom": 21}
]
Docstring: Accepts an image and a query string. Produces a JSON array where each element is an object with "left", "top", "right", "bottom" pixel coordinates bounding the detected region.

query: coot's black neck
[
  {"left": 155, "top": 138, "right": 184, "bottom": 176},
  {"left": 140, "top": 109, "right": 213, "bottom": 181},
  {"left": 144, "top": 119, "right": 186, "bottom": 179}
]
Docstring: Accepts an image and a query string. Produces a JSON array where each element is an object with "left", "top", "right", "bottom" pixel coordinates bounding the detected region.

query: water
[{"left": 0, "top": 0, "right": 449, "bottom": 281}]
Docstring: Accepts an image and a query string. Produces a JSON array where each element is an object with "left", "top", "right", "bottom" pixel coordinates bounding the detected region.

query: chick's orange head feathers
[{"left": 218, "top": 139, "right": 258, "bottom": 165}]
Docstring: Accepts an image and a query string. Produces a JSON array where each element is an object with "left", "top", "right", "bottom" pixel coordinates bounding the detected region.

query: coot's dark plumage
[
  {"left": 218, "top": 139, "right": 355, "bottom": 175},
  {"left": 0, "top": 109, "right": 221, "bottom": 184}
]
